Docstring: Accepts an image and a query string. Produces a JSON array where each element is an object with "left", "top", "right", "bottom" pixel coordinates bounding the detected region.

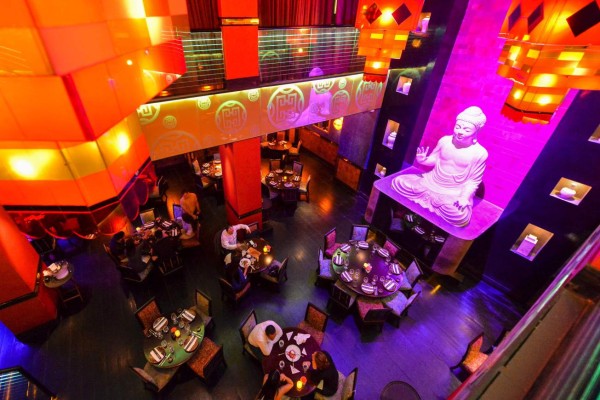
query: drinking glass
[
  {"left": 185, "top": 324, "right": 191, "bottom": 334},
  {"left": 170, "top": 313, "right": 177, "bottom": 324},
  {"left": 363, "top": 277, "right": 368, "bottom": 283}
]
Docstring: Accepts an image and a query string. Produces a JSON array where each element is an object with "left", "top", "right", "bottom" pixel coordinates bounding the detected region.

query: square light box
[
  {"left": 550, "top": 178, "right": 591, "bottom": 206},
  {"left": 510, "top": 224, "right": 554, "bottom": 261},
  {"left": 375, "top": 163, "right": 387, "bottom": 178},
  {"left": 396, "top": 77, "right": 413, "bottom": 95},
  {"left": 589, "top": 124, "right": 600, "bottom": 144},
  {"left": 383, "top": 120, "right": 400, "bottom": 149}
]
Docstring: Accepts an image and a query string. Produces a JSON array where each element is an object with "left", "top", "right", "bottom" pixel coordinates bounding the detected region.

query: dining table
[
  {"left": 235, "top": 238, "right": 274, "bottom": 274},
  {"left": 262, "top": 327, "right": 320, "bottom": 398},
  {"left": 267, "top": 140, "right": 292, "bottom": 152},
  {"left": 265, "top": 169, "right": 301, "bottom": 191},
  {"left": 331, "top": 241, "right": 404, "bottom": 299},
  {"left": 198, "top": 160, "right": 223, "bottom": 180},
  {"left": 143, "top": 309, "right": 205, "bottom": 369},
  {"left": 42, "top": 260, "right": 74, "bottom": 288}
]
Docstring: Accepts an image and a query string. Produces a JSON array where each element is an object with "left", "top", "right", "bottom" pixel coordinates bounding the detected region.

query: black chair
[
  {"left": 213, "top": 229, "right": 226, "bottom": 258},
  {"left": 239, "top": 310, "right": 260, "bottom": 362},
  {"left": 383, "top": 291, "right": 421, "bottom": 327},
  {"left": 130, "top": 363, "right": 179, "bottom": 393},
  {"left": 156, "top": 253, "right": 184, "bottom": 277},
  {"left": 355, "top": 298, "right": 391, "bottom": 333},
  {"left": 281, "top": 187, "right": 299, "bottom": 215},
  {"left": 269, "top": 159, "right": 282, "bottom": 171},
  {"left": 193, "top": 289, "right": 215, "bottom": 334},
  {"left": 259, "top": 257, "right": 289, "bottom": 291},
  {"left": 292, "top": 160, "right": 303, "bottom": 177},
  {"left": 327, "top": 280, "right": 357, "bottom": 313},
  {"left": 218, "top": 277, "right": 251, "bottom": 308},
  {"left": 350, "top": 224, "right": 370, "bottom": 242}
]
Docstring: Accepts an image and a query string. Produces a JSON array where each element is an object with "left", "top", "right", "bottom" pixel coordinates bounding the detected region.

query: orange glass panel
[
  {"left": 27, "top": 0, "right": 105, "bottom": 27},
  {"left": 146, "top": 16, "right": 174, "bottom": 45},
  {"left": 0, "top": 76, "right": 84, "bottom": 140},
  {"left": 143, "top": 0, "right": 172, "bottom": 16},
  {"left": 107, "top": 18, "right": 151, "bottom": 55},
  {"left": 222, "top": 26, "right": 259, "bottom": 80},
  {"left": 168, "top": 0, "right": 189, "bottom": 15},
  {"left": 38, "top": 23, "right": 116, "bottom": 75},
  {"left": 76, "top": 170, "right": 119, "bottom": 205},
  {"left": 218, "top": 0, "right": 257, "bottom": 17},
  {"left": 0, "top": 95, "right": 25, "bottom": 141},
  {"left": 0, "top": 27, "right": 53, "bottom": 76},
  {"left": 103, "top": 0, "right": 147, "bottom": 20},
  {"left": 59, "top": 141, "right": 107, "bottom": 178}
]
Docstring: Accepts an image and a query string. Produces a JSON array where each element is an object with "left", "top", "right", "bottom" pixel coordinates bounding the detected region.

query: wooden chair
[
  {"left": 139, "top": 208, "right": 155, "bottom": 225},
  {"left": 292, "top": 160, "right": 303, "bottom": 177},
  {"left": 383, "top": 291, "right": 421, "bottom": 327},
  {"left": 156, "top": 253, "right": 184, "bottom": 277},
  {"left": 105, "top": 243, "right": 153, "bottom": 283},
  {"left": 298, "top": 175, "right": 312, "bottom": 202},
  {"left": 135, "top": 297, "right": 162, "bottom": 331},
  {"left": 327, "top": 281, "right": 357, "bottom": 313},
  {"left": 314, "top": 367, "right": 358, "bottom": 400},
  {"left": 148, "top": 176, "right": 169, "bottom": 204},
  {"left": 58, "top": 279, "right": 84, "bottom": 307},
  {"left": 382, "top": 239, "right": 400, "bottom": 259},
  {"left": 218, "top": 277, "right": 251, "bottom": 308},
  {"left": 193, "top": 289, "right": 215, "bottom": 334},
  {"left": 350, "top": 224, "right": 370, "bottom": 242},
  {"left": 355, "top": 298, "right": 391, "bottom": 333},
  {"left": 259, "top": 257, "right": 289, "bottom": 291},
  {"left": 398, "top": 260, "right": 424, "bottom": 291},
  {"left": 269, "top": 159, "right": 282, "bottom": 171},
  {"left": 281, "top": 187, "right": 299, "bottom": 215},
  {"left": 323, "top": 227, "right": 342, "bottom": 258},
  {"left": 237, "top": 222, "right": 259, "bottom": 241},
  {"left": 186, "top": 337, "right": 226, "bottom": 386},
  {"left": 316, "top": 248, "right": 335, "bottom": 286},
  {"left": 288, "top": 139, "right": 302, "bottom": 160},
  {"left": 276, "top": 131, "right": 285, "bottom": 142},
  {"left": 297, "top": 303, "right": 329, "bottom": 346},
  {"left": 130, "top": 363, "right": 179, "bottom": 393},
  {"left": 239, "top": 310, "right": 260, "bottom": 362},
  {"left": 450, "top": 333, "right": 489, "bottom": 377}
]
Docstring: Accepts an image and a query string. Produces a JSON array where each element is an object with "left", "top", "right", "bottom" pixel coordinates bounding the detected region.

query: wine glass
[{"left": 170, "top": 313, "right": 177, "bottom": 324}]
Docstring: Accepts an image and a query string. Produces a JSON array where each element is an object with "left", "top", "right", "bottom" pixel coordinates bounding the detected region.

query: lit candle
[
  {"left": 263, "top": 246, "right": 269, "bottom": 253},
  {"left": 175, "top": 330, "right": 181, "bottom": 338},
  {"left": 296, "top": 380, "right": 303, "bottom": 390}
]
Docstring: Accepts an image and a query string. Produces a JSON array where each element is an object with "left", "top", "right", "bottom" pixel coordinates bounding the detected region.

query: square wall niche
[
  {"left": 589, "top": 124, "right": 600, "bottom": 144},
  {"left": 511, "top": 224, "right": 554, "bottom": 261},
  {"left": 383, "top": 120, "right": 400, "bottom": 149},
  {"left": 375, "top": 163, "right": 387, "bottom": 178},
  {"left": 550, "top": 178, "right": 591, "bottom": 205},
  {"left": 414, "top": 13, "right": 432, "bottom": 34},
  {"left": 396, "top": 76, "right": 413, "bottom": 95}
]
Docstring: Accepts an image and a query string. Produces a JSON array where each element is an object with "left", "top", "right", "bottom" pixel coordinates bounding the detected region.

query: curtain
[
  {"left": 259, "top": 0, "right": 336, "bottom": 27},
  {"left": 335, "top": 0, "right": 360, "bottom": 26},
  {"left": 186, "top": 0, "right": 220, "bottom": 30}
]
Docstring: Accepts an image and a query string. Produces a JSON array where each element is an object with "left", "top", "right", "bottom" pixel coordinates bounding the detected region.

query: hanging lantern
[
  {"left": 497, "top": 0, "right": 600, "bottom": 123},
  {"left": 355, "top": 0, "right": 424, "bottom": 81}
]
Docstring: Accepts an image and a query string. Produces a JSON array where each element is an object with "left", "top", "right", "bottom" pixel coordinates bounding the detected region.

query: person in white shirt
[
  {"left": 221, "top": 224, "right": 251, "bottom": 251},
  {"left": 248, "top": 320, "right": 283, "bottom": 357}
]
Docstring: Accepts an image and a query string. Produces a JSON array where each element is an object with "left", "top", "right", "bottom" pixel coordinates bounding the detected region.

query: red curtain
[
  {"left": 259, "top": 0, "right": 336, "bottom": 27},
  {"left": 335, "top": 0, "right": 360, "bottom": 26},
  {"left": 187, "top": 0, "right": 220, "bottom": 30}
]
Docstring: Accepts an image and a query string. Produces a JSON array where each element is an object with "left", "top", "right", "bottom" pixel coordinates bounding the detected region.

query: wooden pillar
[
  {"left": 217, "top": 0, "right": 259, "bottom": 88},
  {"left": 219, "top": 138, "right": 263, "bottom": 228},
  {"left": 0, "top": 207, "right": 57, "bottom": 335}
]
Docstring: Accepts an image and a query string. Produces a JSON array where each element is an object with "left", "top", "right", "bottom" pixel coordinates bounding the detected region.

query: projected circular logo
[
  {"left": 247, "top": 89, "right": 260, "bottom": 102},
  {"left": 197, "top": 96, "right": 212, "bottom": 110},
  {"left": 338, "top": 77, "right": 347, "bottom": 90},
  {"left": 267, "top": 85, "right": 305, "bottom": 129},
  {"left": 137, "top": 104, "right": 161, "bottom": 125},
  {"left": 162, "top": 115, "right": 177, "bottom": 129},
  {"left": 312, "top": 79, "right": 334, "bottom": 94},
  {"left": 355, "top": 80, "right": 383, "bottom": 110},
  {"left": 150, "top": 131, "right": 201, "bottom": 160},
  {"left": 331, "top": 90, "right": 350, "bottom": 115},
  {"left": 215, "top": 100, "right": 247, "bottom": 135}
]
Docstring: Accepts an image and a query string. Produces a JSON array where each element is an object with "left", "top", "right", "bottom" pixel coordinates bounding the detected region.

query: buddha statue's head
[{"left": 453, "top": 106, "right": 486, "bottom": 147}]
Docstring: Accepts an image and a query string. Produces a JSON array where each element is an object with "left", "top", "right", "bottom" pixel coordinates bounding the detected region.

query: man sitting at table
[
  {"left": 124, "top": 238, "right": 153, "bottom": 274},
  {"left": 109, "top": 231, "right": 126, "bottom": 259},
  {"left": 307, "top": 351, "right": 339, "bottom": 397},
  {"left": 152, "top": 230, "right": 179, "bottom": 263},
  {"left": 221, "top": 223, "right": 251, "bottom": 252},
  {"left": 248, "top": 320, "right": 283, "bottom": 358}
]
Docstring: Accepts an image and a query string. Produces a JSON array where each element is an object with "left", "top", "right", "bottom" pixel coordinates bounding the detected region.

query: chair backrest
[
  {"left": 157, "top": 176, "right": 168, "bottom": 197},
  {"left": 304, "top": 302, "right": 328, "bottom": 332},
  {"left": 238, "top": 222, "right": 259, "bottom": 241},
  {"left": 239, "top": 309, "right": 258, "bottom": 343},
  {"left": 173, "top": 203, "right": 183, "bottom": 222},
  {"left": 324, "top": 227, "right": 337, "bottom": 250},
  {"left": 276, "top": 131, "right": 285, "bottom": 141},
  {"left": 406, "top": 291, "right": 420, "bottom": 311},
  {"left": 276, "top": 257, "right": 289, "bottom": 282},
  {"left": 139, "top": 209, "right": 155, "bottom": 225},
  {"left": 157, "top": 253, "right": 183, "bottom": 276},
  {"left": 297, "top": 140, "right": 302, "bottom": 151},
  {"left": 213, "top": 153, "right": 221, "bottom": 162},
  {"left": 130, "top": 366, "right": 159, "bottom": 391},
  {"left": 288, "top": 128, "right": 296, "bottom": 144},
  {"left": 269, "top": 159, "right": 281, "bottom": 170},
  {"left": 281, "top": 187, "right": 299, "bottom": 203},
  {"left": 383, "top": 239, "right": 400, "bottom": 258},
  {"left": 103, "top": 243, "right": 121, "bottom": 266},
  {"left": 332, "top": 281, "right": 354, "bottom": 309},
  {"left": 195, "top": 289, "right": 212, "bottom": 316},
  {"left": 363, "top": 307, "right": 392, "bottom": 324},
  {"left": 405, "top": 260, "right": 423, "bottom": 286},
  {"left": 135, "top": 297, "right": 161, "bottom": 330},
  {"left": 341, "top": 367, "right": 358, "bottom": 400},
  {"left": 350, "top": 224, "right": 369, "bottom": 241},
  {"left": 292, "top": 161, "right": 303, "bottom": 177}
]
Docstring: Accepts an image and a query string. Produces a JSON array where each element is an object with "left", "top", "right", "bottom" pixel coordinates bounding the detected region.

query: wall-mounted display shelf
[
  {"left": 413, "top": 13, "right": 432, "bottom": 34},
  {"left": 396, "top": 76, "right": 413, "bottom": 95},
  {"left": 510, "top": 224, "right": 554, "bottom": 261},
  {"left": 589, "top": 124, "right": 600, "bottom": 144},
  {"left": 550, "top": 178, "right": 591, "bottom": 205},
  {"left": 375, "top": 163, "right": 387, "bottom": 178},
  {"left": 383, "top": 120, "right": 400, "bottom": 149}
]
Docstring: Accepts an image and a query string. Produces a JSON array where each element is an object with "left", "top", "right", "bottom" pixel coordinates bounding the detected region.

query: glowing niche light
[
  {"left": 10, "top": 158, "right": 37, "bottom": 178},
  {"left": 116, "top": 132, "right": 132, "bottom": 155},
  {"left": 498, "top": 0, "right": 600, "bottom": 123}
]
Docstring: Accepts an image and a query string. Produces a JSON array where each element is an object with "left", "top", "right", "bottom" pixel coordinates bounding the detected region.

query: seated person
[
  {"left": 307, "top": 351, "right": 339, "bottom": 397},
  {"left": 256, "top": 370, "right": 293, "bottom": 400},
  {"left": 109, "top": 231, "right": 126, "bottom": 259},
  {"left": 152, "top": 230, "right": 179, "bottom": 263},
  {"left": 248, "top": 320, "right": 283, "bottom": 357},
  {"left": 225, "top": 258, "right": 250, "bottom": 293},
  {"left": 221, "top": 224, "right": 251, "bottom": 252},
  {"left": 124, "top": 238, "right": 152, "bottom": 273}
]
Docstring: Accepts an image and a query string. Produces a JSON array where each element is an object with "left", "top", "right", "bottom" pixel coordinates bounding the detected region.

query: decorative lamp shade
[
  {"left": 498, "top": 0, "right": 600, "bottom": 123},
  {"left": 355, "top": 0, "right": 424, "bottom": 81}
]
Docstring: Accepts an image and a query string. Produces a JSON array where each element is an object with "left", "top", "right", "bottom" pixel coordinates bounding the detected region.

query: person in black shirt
[
  {"left": 225, "top": 255, "right": 250, "bottom": 293},
  {"left": 307, "top": 351, "right": 339, "bottom": 397},
  {"left": 152, "top": 230, "right": 179, "bottom": 264},
  {"left": 124, "top": 238, "right": 151, "bottom": 273},
  {"left": 109, "top": 231, "right": 126, "bottom": 259}
]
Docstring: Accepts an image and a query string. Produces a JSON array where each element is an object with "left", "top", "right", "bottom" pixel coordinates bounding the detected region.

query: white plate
[
  {"left": 214, "top": 172, "right": 222, "bottom": 177},
  {"left": 240, "top": 258, "right": 251, "bottom": 268},
  {"left": 285, "top": 344, "right": 301, "bottom": 362}
]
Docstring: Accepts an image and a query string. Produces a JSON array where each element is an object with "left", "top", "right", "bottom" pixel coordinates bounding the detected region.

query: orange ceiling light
[
  {"left": 355, "top": 0, "right": 424, "bottom": 81},
  {"left": 498, "top": 0, "right": 600, "bottom": 123}
]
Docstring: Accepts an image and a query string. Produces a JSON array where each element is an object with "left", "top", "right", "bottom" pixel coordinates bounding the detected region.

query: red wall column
[
  {"left": 0, "top": 207, "right": 57, "bottom": 335},
  {"left": 217, "top": 0, "right": 259, "bottom": 83},
  {"left": 219, "top": 138, "right": 263, "bottom": 228}
]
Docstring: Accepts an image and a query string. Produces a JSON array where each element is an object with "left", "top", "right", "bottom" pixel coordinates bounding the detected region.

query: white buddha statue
[{"left": 392, "top": 106, "right": 488, "bottom": 227}]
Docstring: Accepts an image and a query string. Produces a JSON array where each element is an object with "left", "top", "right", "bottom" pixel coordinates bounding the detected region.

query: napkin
[
  {"left": 150, "top": 347, "right": 165, "bottom": 363},
  {"left": 294, "top": 176, "right": 300, "bottom": 181},
  {"left": 340, "top": 271, "right": 352, "bottom": 282},
  {"left": 267, "top": 173, "right": 274, "bottom": 178},
  {"left": 389, "top": 263, "right": 402, "bottom": 275},
  {"left": 48, "top": 263, "right": 59, "bottom": 273},
  {"left": 181, "top": 309, "right": 196, "bottom": 322},
  {"left": 289, "top": 365, "right": 300, "bottom": 374},
  {"left": 269, "top": 181, "right": 277, "bottom": 186},
  {"left": 377, "top": 248, "right": 390, "bottom": 258},
  {"left": 384, "top": 279, "right": 397, "bottom": 291},
  {"left": 415, "top": 226, "right": 425, "bottom": 235},
  {"left": 143, "top": 222, "right": 155, "bottom": 229},
  {"left": 286, "top": 332, "right": 293, "bottom": 340},
  {"left": 294, "top": 333, "right": 311, "bottom": 345},
  {"left": 284, "top": 182, "right": 293, "bottom": 188},
  {"left": 361, "top": 283, "right": 374, "bottom": 294},
  {"left": 358, "top": 241, "right": 369, "bottom": 249},
  {"left": 340, "top": 244, "right": 351, "bottom": 253},
  {"left": 248, "top": 248, "right": 261, "bottom": 258},
  {"left": 184, "top": 335, "right": 199, "bottom": 352},
  {"left": 153, "top": 316, "right": 167, "bottom": 331},
  {"left": 202, "top": 163, "right": 210, "bottom": 168},
  {"left": 202, "top": 169, "right": 209, "bottom": 175}
]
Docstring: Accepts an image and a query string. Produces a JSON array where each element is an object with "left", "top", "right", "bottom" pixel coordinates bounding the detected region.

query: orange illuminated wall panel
[{"left": 222, "top": 26, "right": 259, "bottom": 80}]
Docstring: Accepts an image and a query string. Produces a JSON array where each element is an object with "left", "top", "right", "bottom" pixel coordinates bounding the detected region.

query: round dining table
[
  {"left": 265, "top": 169, "right": 300, "bottom": 191},
  {"left": 262, "top": 327, "right": 320, "bottom": 398},
  {"left": 380, "top": 380, "right": 422, "bottom": 400},
  {"left": 268, "top": 141, "right": 292, "bottom": 152},
  {"left": 199, "top": 160, "right": 223, "bottom": 180},
  {"left": 331, "top": 241, "right": 403, "bottom": 299},
  {"left": 143, "top": 310, "right": 205, "bottom": 369},
  {"left": 43, "top": 260, "right": 74, "bottom": 288},
  {"left": 235, "top": 238, "right": 274, "bottom": 274}
]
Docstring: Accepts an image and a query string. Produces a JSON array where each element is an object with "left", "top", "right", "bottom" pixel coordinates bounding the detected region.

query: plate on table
[
  {"left": 383, "top": 279, "right": 397, "bottom": 292},
  {"left": 149, "top": 346, "right": 166, "bottom": 364},
  {"left": 285, "top": 344, "right": 302, "bottom": 362},
  {"left": 240, "top": 258, "right": 252, "bottom": 268},
  {"left": 284, "top": 182, "right": 293, "bottom": 188},
  {"left": 214, "top": 160, "right": 221, "bottom": 164},
  {"left": 332, "top": 255, "right": 344, "bottom": 265},
  {"left": 284, "top": 170, "right": 294, "bottom": 175},
  {"left": 143, "top": 221, "right": 155, "bottom": 229},
  {"left": 340, "top": 244, "right": 351, "bottom": 253},
  {"left": 377, "top": 248, "right": 390, "bottom": 258},
  {"left": 153, "top": 316, "right": 168, "bottom": 331},
  {"left": 361, "top": 283, "right": 375, "bottom": 294},
  {"left": 202, "top": 163, "right": 210, "bottom": 168},
  {"left": 358, "top": 241, "right": 369, "bottom": 249},
  {"left": 340, "top": 271, "right": 352, "bottom": 282},
  {"left": 214, "top": 171, "right": 222, "bottom": 177},
  {"left": 55, "top": 266, "right": 69, "bottom": 280},
  {"left": 202, "top": 169, "right": 210, "bottom": 175},
  {"left": 181, "top": 309, "right": 196, "bottom": 323},
  {"left": 183, "top": 335, "right": 199, "bottom": 353},
  {"left": 389, "top": 263, "right": 402, "bottom": 275},
  {"left": 269, "top": 181, "right": 278, "bottom": 186},
  {"left": 267, "top": 173, "right": 274, "bottom": 178},
  {"left": 275, "top": 169, "right": 283, "bottom": 174}
]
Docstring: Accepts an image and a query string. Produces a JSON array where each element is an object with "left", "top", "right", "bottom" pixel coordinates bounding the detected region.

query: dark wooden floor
[{"left": 0, "top": 150, "right": 523, "bottom": 400}]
